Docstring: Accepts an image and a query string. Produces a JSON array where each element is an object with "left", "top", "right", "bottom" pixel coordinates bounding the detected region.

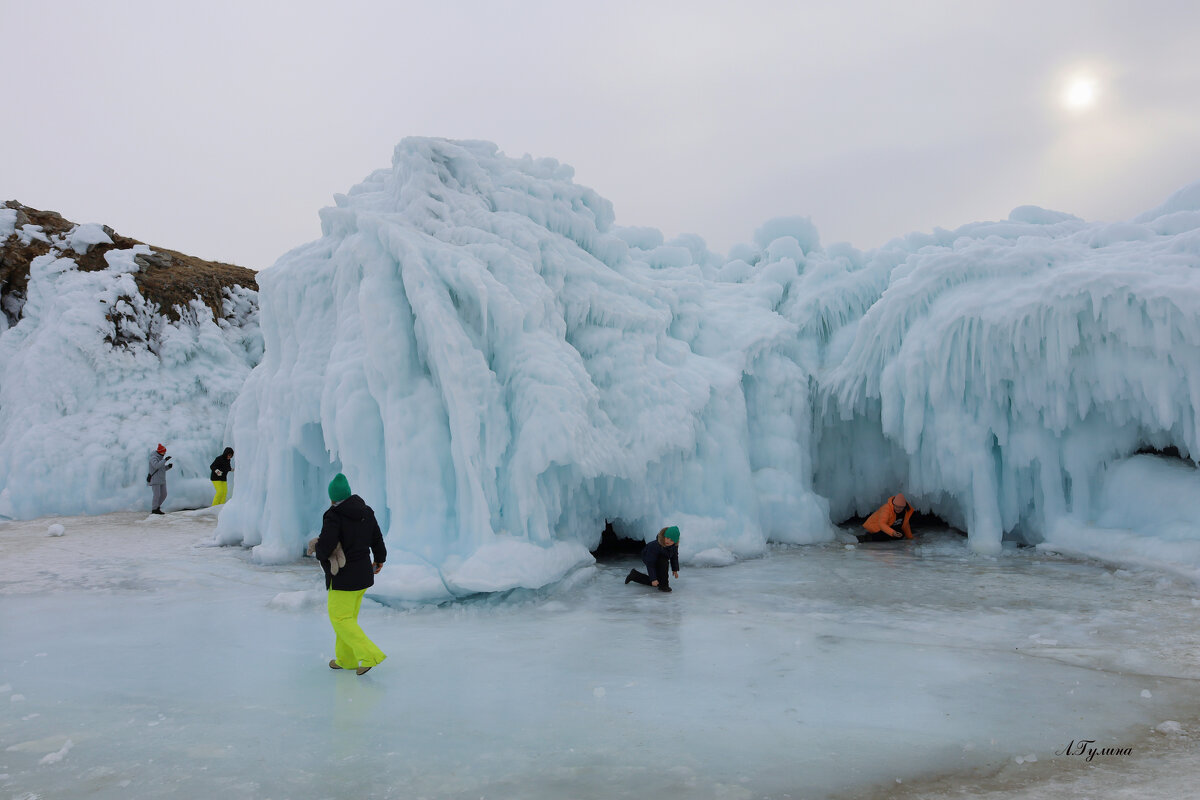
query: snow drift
[
  {"left": 0, "top": 203, "right": 261, "bottom": 518},
  {"left": 215, "top": 137, "right": 1200, "bottom": 600}
]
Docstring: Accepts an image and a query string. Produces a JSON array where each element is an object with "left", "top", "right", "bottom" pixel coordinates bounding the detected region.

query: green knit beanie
[
  {"left": 328, "top": 473, "right": 351, "bottom": 503},
  {"left": 663, "top": 525, "right": 680, "bottom": 543}
]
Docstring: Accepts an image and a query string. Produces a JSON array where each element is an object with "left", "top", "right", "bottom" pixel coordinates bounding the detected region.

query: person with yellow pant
[
  {"left": 209, "top": 447, "right": 234, "bottom": 505},
  {"left": 314, "top": 473, "right": 387, "bottom": 675}
]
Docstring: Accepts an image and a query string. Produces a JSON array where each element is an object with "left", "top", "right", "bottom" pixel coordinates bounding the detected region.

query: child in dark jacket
[{"left": 625, "top": 526, "right": 681, "bottom": 592}]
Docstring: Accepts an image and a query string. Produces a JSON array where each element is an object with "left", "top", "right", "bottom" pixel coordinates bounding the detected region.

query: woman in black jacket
[
  {"left": 209, "top": 447, "right": 234, "bottom": 505},
  {"left": 315, "top": 473, "right": 387, "bottom": 675}
]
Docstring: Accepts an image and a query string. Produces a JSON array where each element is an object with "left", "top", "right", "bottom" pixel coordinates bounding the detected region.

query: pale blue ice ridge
[{"left": 207, "top": 138, "right": 1200, "bottom": 601}]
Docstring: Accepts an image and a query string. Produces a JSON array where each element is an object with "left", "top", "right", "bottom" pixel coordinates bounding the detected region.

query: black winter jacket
[
  {"left": 641, "top": 539, "right": 679, "bottom": 581},
  {"left": 316, "top": 495, "right": 387, "bottom": 591},
  {"left": 209, "top": 455, "right": 233, "bottom": 482}
]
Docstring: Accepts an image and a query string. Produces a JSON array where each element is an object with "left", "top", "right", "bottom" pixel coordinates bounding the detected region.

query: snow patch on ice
[
  {"left": 38, "top": 738, "right": 73, "bottom": 765},
  {"left": 691, "top": 547, "right": 737, "bottom": 567},
  {"left": 444, "top": 538, "right": 594, "bottom": 595},
  {"left": 176, "top": 506, "right": 223, "bottom": 519},
  {"left": 266, "top": 589, "right": 324, "bottom": 611}
]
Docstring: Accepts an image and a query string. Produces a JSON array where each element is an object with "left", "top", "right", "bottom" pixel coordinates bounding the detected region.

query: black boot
[{"left": 626, "top": 569, "right": 654, "bottom": 587}]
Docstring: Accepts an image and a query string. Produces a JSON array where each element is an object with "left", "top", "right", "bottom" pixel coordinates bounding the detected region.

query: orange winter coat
[{"left": 863, "top": 496, "right": 914, "bottom": 539}]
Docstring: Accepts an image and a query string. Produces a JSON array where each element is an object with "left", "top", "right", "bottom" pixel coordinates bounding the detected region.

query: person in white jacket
[{"left": 147, "top": 443, "right": 173, "bottom": 514}]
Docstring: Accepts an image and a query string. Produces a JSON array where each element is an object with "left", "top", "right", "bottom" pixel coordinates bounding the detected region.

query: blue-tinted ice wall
[
  {"left": 211, "top": 138, "right": 1200, "bottom": 595},
  {"left": 215, "top": 139, "right": 836, "bottom": 593}
]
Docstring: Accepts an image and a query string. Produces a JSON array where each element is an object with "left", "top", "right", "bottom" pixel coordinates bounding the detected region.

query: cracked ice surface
[{"left": 3, "top": 513, "right": 1200, "bottom": 798}]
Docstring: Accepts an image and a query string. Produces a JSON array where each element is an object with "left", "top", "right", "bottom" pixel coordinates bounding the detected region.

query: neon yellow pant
[
  {"left": 211, "top": 481, "right": 228, "bottom": 505},
  {"left": 327, "top": 588, "right": 386, "bottom": 670}
]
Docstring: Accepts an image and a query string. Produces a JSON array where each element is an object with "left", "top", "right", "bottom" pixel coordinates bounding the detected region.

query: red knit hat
[{"left": 156, "top": 443, "right": 167, "bottom": 454}]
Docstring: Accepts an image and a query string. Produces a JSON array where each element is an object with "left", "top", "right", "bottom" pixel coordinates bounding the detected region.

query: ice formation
[
  {"left": 0, "top": 205, "right": 262, "bottom": 518},
  {"left": 214, "top": 139, "right": 834, "bottom": 601},
  {"left": 4, "top": 141, "right": 1197, "bottom": 598},
  {"left": 818, "top": 191, "right": 1200, "bottom": 554},
  {"left": 213, "top": 137, "right": 1200, "bottom": 601}
]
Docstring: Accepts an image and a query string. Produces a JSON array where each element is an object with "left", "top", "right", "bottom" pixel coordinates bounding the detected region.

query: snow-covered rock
[{"left": 0, "top": 202, "right": 262, "bottom": 518}]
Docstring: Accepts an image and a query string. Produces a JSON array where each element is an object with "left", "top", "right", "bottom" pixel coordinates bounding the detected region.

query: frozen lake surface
[{"left": 2, "top": 512, "right": 1199, "bottom": 799}]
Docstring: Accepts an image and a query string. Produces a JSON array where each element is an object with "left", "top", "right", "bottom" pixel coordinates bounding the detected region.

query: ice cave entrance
[{"left": 590, "top": 519, "right": 647, "bottom": 560}]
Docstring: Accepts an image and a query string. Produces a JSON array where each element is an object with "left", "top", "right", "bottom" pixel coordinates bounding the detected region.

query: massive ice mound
[
  {"left": 0, "top": 203, "right": 261, "bottom": 518},
  {"left": 216, "top": 138, "right": 1200, "bottom": 597},
  {"left": 215, "top": 138, "right": 835, "bottom": 598},
  {"left": 817, "top": 190, "right": 1200, "bottom": 554},
  {"left": 5, "top": 138, "right": 1196, "bottom": 594}
]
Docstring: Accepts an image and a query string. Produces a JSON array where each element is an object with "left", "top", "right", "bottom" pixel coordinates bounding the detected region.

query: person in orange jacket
[{"left": 859, "top": 493, "right": 915, "bottom": 542}]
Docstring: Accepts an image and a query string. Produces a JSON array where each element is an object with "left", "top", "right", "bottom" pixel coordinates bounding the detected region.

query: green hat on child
[
  {"left": 328, "top": 473, "right": 351, "bottom": 503},
  {"left": 663, "top": 525, "right": 680, "bottom": 543}
]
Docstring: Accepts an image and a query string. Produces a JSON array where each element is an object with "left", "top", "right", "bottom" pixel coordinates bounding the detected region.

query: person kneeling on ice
[
  {"left": 209, "top": 447, "right": 234, "bottom": 505},
  {"left": 858, "top": 493, "right": 915, "bottom": 542},
  {"left": 146, "top": 443, "right": 173, "bottom": 514},
  {"left": 315, "top": 473, "right": 387, "bottom": 676},
  {"left": 625, "top": 526, "right": 681, "bottom": 592}
]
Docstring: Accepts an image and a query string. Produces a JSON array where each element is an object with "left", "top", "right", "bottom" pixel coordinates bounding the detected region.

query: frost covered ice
[
  {"left": 818, "top": 195, "right": 1200, "bottom": 557},
  {"left": 4, "top": 514, "right": 1200, "bottom": 799},
  {"left": 215, "top": 137, "right": 1200, "bottom": 601},
  {"left": 4, "top": 139, "right": 1199, "bottom": 601},
  {"left": 216, "top": 138, "right": 837, "bottom": 597}
]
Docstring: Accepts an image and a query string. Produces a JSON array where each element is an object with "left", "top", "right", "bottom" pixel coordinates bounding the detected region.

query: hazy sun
[{"left": 1063, "top": 76, "right": 1099, "bottom": 110}]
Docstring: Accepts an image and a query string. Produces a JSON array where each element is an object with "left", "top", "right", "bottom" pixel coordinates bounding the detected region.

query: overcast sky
[{"left": 4, "top": 0, "right": 1199, "bottom": 269}]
